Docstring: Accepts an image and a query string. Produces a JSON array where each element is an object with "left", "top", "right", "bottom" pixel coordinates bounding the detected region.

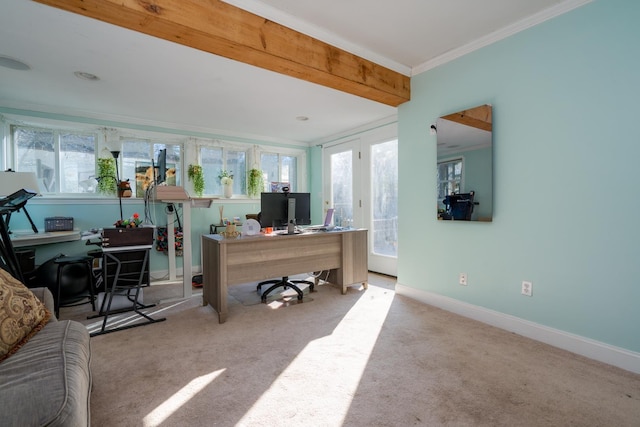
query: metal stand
[{"left": 90, "top": 245, "right": 165, "bottom": 336}]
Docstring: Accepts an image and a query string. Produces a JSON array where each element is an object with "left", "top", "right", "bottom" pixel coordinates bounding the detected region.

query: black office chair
[
  {"left": 257, "top": 276, "right": 314, "bottom": 303},
  {"left": 253, "top": 210, "right": 314, "bottom": 302},
  {"left": 441, "top": 191, "right": 478, "bottom": 221}
]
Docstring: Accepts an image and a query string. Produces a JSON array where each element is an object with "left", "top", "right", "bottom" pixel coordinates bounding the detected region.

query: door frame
[{"left": 321, "top": 121, "right": 398, "bottom": 276}]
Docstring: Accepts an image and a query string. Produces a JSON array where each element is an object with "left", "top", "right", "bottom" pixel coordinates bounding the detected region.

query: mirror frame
[{"left": 436, "top": 104, "right": 493, "bottom": 222}]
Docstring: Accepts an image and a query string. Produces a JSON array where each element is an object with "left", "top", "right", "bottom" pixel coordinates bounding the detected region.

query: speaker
[{"left": 15, "top": 248, "right": 35, "bottom": 273}]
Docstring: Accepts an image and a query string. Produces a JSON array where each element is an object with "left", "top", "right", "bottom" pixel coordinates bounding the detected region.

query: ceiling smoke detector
[
  {"left": 0, "top": 55, "right": 30, "bottom": 71},
  {"left": 74, "top": 71, "right": 100, "bottom": 81}
]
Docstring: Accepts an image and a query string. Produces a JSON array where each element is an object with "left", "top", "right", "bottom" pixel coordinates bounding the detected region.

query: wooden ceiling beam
[
  {"left": 442, "top": 104, "right": 492, "bottom": 132},
  {"left": 33, "top": 0, "right": 410, "bottom": 106}
]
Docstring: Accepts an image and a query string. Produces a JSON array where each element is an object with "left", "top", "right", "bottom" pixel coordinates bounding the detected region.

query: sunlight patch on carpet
[
  {"left": 238, "top": 286, "right": 395, "bottom": 425},
  {"left": 84, "top": 299, "right": 190, "bottom": 335},
  {"left": 143, "top": 369, "right": 225, "bottom": 426}
]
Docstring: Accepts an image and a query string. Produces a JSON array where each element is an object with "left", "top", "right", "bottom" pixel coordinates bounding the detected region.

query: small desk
[
  {"left": 201, "top": 228, "right": 368, "bottom": 323},
  {"left": 10, "top": 230, "right": 81, "bottom": 247}
]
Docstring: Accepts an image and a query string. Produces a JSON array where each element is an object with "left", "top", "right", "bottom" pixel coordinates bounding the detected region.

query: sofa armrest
[{"left": 30, "top": 287, "right": 57, "bottom": 321}]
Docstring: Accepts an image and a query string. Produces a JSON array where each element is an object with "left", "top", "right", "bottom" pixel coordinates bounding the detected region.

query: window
[
  {"left": 437, "top": 158, "right": 463, "bottom": 208},
  {"left": 199, "top": 145, "right": 247, "bottom": 196},
  {"left": 12, "top": 125, "right": 97, "bottom": 194},
  {"left": 5, "top": 118, "right": 306, "bottom": 199},
  {"left": 261, "top": 152, "right": 298, "bottom": 191},
  {"left": 122, "top": 139, "right": 182, "bottom": 198}
]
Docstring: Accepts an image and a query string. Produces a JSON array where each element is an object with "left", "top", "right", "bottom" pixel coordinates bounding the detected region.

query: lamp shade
[{"left": 0, "top": 171, "right": 41, "bottom": 196}]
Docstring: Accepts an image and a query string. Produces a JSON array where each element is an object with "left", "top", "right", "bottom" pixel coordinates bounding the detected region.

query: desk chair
[
  {"left": 249, "top": 211, "right": 314, "bottom": 302},
  {"left": 441, "top": 191, "right": 478, "bottom": 221},
  {"left": 257, "top": 276, "right": 314, "bottom": 303}
]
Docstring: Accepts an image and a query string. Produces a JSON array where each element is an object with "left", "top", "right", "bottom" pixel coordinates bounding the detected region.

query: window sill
[{"left": 27, "top": 196, "right": 261, "bottom": 205}]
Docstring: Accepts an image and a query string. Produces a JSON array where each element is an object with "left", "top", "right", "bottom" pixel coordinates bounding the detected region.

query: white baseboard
[
  {"left": 395, "top": 283, "right": 640, "bottom": 374},
  {"left": 149, "top": 265, "right": 202, "bottom": 285}
]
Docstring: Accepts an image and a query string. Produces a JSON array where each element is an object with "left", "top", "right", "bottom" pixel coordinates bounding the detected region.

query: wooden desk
[{"left": 201, "top": 228, "right": 368, "bottom": 323}]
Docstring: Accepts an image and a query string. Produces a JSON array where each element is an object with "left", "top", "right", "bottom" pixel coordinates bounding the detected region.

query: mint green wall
[{"left": 398, "top": 0, "right": 640, "bottom": 352}]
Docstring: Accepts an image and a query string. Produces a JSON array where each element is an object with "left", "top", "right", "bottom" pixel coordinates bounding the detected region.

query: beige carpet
[{"left": 60, "top": 274, "right": 640, "bottom": 427}]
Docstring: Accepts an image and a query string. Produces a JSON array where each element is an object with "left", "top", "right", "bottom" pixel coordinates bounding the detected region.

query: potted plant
[
  {"left": 188, "top": 164, "right": 205, "bottom": 197},
  {"left": 218, "top": 170, "right": 233, "bottom": 198},
  {"left": 247, "top": 168, "right": 263, "bottom": 198},
  {"left": 97, "top": 157, "right": 117, "bottom": 196}
]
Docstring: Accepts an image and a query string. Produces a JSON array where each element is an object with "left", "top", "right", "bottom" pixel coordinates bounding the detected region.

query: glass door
[
  {"left": 365, "top": 139, "right": 398, "bottom": 276},
  {"left": 323, "top": 131, "right": 398, "bottom": 276},
  {"left": 323, "top": 140, "right": 361, "bottom": 229}
]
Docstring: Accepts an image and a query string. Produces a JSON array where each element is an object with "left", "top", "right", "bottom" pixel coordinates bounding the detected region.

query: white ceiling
[{"left": 0, "top": 0, "right": 587, "bottom": 144}]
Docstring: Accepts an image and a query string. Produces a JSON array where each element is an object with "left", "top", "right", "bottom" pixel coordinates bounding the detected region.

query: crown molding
[
  {"left": 314, "top": 114, "right": 398, "bottom": 147},
  {"left": 221, "top": 0, "right": 411, "bottom": 76},
  {"left": 412, "top": 0, "right": 593, "bottom": 76}
]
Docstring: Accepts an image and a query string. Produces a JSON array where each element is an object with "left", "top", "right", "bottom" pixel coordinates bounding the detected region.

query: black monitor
[
  {"left": 156, "top": 148, "right": 167, "bottom": 185},
  {"left": 260, "top": 192, "right": 311, "bottom": 229}
]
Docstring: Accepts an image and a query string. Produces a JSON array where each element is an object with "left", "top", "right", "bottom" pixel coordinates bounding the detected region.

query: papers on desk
[
  {"left": 305, "top": 225, "right": 335, "bottom": 232},
  {"left": 81, "top": 230, "right": 102, "bottom": 240}
]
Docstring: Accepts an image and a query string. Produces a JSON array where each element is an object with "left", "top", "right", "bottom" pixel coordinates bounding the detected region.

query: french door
[{"left": 323, "top": 131, "right": 398, "bottom": 276}]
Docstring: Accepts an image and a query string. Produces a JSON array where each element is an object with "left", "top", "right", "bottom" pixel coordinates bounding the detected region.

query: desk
[
  {"left": 201, "top": 228, "right": 368, "bottom": 323},
  {"left": 10, "top": 230, "right": 81, "bottom": 247}
]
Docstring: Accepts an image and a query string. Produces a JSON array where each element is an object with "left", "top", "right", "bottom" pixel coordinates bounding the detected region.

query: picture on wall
[{"left": 135, "top": 162, "right": 176, "bottom": 197}]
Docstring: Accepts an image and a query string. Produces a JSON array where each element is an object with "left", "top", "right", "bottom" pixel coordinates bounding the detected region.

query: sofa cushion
[
  {"left": 0, "top": 268, "right": 51, "bottom": 362},
  {"left": 0, "top": 320, "right": 91, "bottom": 426}
]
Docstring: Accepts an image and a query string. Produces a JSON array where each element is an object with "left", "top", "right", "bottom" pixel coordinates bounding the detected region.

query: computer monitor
[
  {"left": 260, "top": 192, "right": 311, "bottom": 229},
  {"left": 156, "top": 148, "right": 167, "bottom": 185}
]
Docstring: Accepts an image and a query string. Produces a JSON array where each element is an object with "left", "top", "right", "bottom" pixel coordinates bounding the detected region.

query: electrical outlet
[
  {"left": 521, "top": 281, "right": 533, "bottom": 296},
  {"left": 459, "top": 273, "right": 468, "bottom": 286}
]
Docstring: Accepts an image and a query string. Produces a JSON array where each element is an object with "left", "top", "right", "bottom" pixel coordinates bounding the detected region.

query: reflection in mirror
[{"left": 436, "top": 104, "right": 492, "bottom": 221}]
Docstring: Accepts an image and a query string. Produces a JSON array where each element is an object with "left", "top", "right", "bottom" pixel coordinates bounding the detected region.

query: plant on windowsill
[
  {"left": 187, "top": 164, "right": 205, "bottom": 197},
  {"left": 247, "top": 168, "right": 263, "bottom": 198},
  {"left": 96, "top": 157, "right": 117, "bottom": 196},
  {"left": 218, "top": 170, "right": 233, "bottom": 198}
]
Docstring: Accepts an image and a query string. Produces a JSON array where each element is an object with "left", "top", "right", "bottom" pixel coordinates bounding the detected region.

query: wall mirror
[{"left": 436, "top": 104, "right": 492, "bottom": 222}]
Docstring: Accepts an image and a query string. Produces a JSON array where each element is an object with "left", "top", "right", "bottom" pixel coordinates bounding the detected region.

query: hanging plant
[
  {"left": 97, "top": 157, "right": 116, "bottom": 196},
  {"left": 188, "top": 164, "right": 205, "bottom": 197},
  {"left": 247, "top": 168, "right": 263, "bottom": 198}
]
